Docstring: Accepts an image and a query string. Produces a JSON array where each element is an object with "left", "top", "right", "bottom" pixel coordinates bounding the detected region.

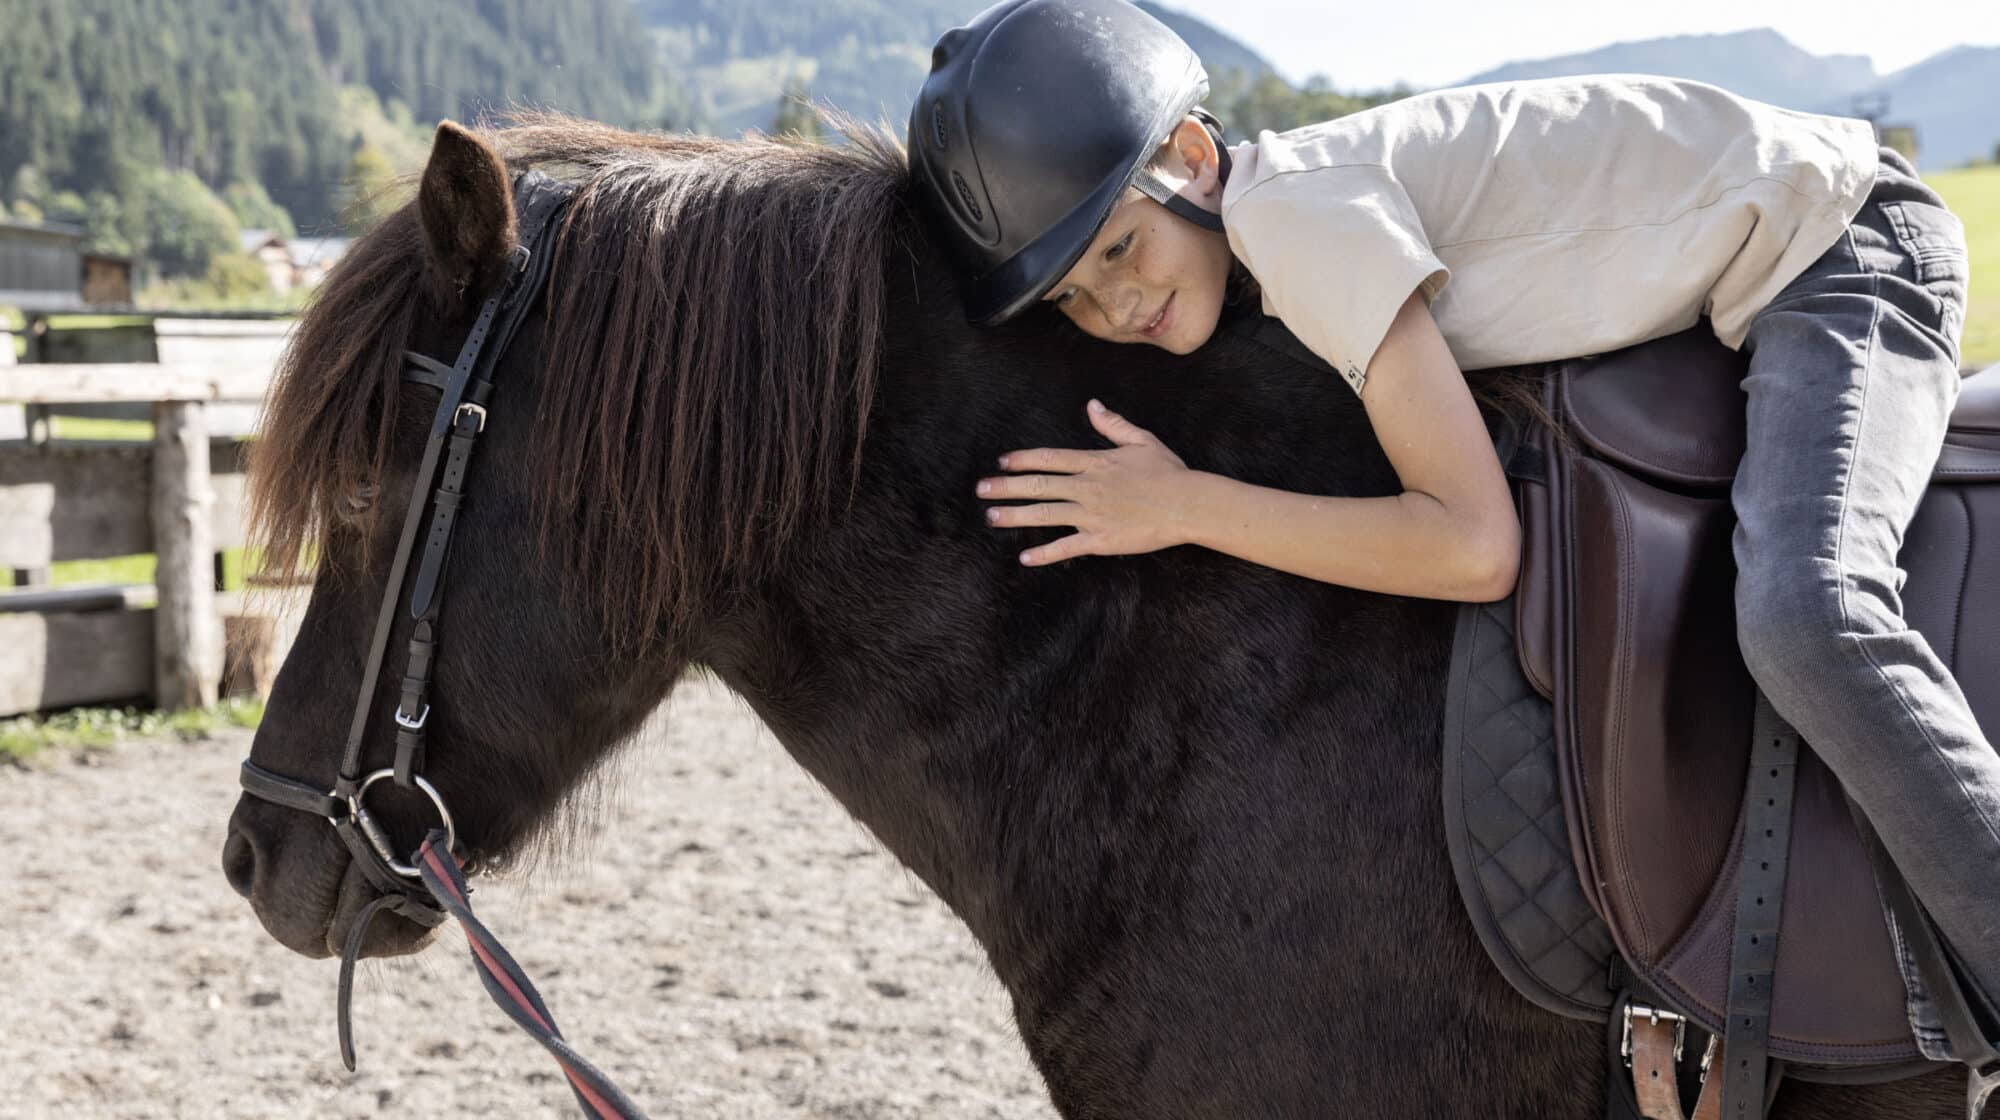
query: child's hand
[{"left": 977, "top": 399, "right": 1193, "bottom": 566}]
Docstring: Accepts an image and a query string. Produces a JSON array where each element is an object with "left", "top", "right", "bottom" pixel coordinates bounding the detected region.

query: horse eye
[{"left": 339, "top": 482, "right": 377, "bottom": 523}]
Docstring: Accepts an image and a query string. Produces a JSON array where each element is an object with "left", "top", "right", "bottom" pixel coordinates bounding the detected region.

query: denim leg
[{"left": 1730, "top": 149, "right": 1998, "bottom": 1027}]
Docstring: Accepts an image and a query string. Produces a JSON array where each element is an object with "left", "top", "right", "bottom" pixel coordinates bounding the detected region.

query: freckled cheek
[{"left": 1132, "top": 237, "right": 1172, "bottom": 294}]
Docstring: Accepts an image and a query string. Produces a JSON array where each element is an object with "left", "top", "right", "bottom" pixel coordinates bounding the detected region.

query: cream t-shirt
[{"left": 1220, "top": 75, "right": 1882, "bottom": 395}]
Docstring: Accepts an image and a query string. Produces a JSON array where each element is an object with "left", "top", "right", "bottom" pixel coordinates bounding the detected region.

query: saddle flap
[
  {"left": 1562, "top": 455, "right": 1920, "bottom": 1061},
  {"left": 1566, "top": 458, "right": 1749, "bottom": 959},
  {"left": 1651, "top": 750, "right": 1916, "bottom": 1064},
  {"left": 1562, "top": 331, "right": 1746, "bottom": 490}
]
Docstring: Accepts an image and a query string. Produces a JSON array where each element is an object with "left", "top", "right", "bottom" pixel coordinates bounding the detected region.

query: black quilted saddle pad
[{"left": 1442, "top": 594, "right": 1618, "bottom": 1020}]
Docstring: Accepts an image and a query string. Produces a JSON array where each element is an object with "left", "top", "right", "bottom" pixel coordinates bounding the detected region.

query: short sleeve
[{"left": 1223, "top": 165, "right": 1449, "bottom": 397}]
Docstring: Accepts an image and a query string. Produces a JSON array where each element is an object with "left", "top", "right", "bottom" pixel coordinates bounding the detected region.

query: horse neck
[{"left": 693, "top": 333, "right": 1473, "bottom": 1036}]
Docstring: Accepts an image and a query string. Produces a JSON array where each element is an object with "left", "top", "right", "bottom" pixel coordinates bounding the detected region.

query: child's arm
[
  {"left": 979, "top": 291, "right": 1520, "bottom": 602},
  {"left": 1182, "top": 290, "right": 1518, "bottom": 600}
]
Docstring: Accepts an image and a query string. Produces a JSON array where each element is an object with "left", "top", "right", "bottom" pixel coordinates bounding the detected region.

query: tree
[
  {"left": 224, "top": 180, "right": 297, "bottom": 239},
  {"left": 770, "top": 79, "right": 822, "bottom": 142},
  {"left": 203, "top": 252, "right": 274, "bottom": 302},
  {"left": 43, "top": 190, "right": 88, "bottom": 225},
  {"left": 81, "top": 191, "right": 134, "bottom": 257},
  {"left": 340, "top": 143, "right": 402, "bottom": 234},
  {"left": 1204, "top": 69, "right": 1406, "bottom": 142},
  {"left": 7, "top": 165, "right": 48, "bottom": 211},
  {"left": 135, "top": 167, "right": 239, "bottom": 277}
]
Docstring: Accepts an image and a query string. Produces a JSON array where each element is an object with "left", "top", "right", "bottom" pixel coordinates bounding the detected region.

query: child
[{"left": 909, "top": 0, "right": 1991, "bottom": 1076}]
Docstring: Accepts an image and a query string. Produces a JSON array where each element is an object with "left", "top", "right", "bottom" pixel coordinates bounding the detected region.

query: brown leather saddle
[{"left": 1502, "top": 321, "right": 2000, "bottom": 1076}]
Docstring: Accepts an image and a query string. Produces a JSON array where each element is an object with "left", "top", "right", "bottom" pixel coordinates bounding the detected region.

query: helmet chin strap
[{"left": 1129, "top": 113, "right": 1232, "bottom": 233}]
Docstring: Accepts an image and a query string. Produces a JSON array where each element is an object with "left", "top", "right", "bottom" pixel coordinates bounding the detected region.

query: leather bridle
[
  {"left": 230, "top": 172, "right": 647, "bottom": 1118},
  {"left": 236, "top": 169, "right": 571, "bottom": 915}
]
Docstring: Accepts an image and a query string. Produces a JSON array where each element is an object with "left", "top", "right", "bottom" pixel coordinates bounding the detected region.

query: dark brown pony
[{"left": 223, "top": 116, "right": 1958, "bottom": 1117}]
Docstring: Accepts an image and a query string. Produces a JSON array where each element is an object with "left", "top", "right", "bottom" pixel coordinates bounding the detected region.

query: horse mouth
[{"left": 323, "top": 857, "right": 441, "bottom": 960}]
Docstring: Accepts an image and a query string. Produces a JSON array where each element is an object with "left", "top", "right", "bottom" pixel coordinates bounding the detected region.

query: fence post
[{"left": 152, "top": 399, "right": 222, "bottom": 709}]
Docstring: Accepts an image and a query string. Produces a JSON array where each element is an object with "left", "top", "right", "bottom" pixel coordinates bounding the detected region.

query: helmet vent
[
  {"left": 932, "top": 104, "right": 949, "bottom": 151},
  {"left": 952, "top": 171, "right": 984, "bottom": 222}
]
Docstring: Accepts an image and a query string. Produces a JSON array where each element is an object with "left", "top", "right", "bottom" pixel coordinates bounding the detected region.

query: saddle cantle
[{"left": 1457, "top": 321, "right": 2000, "bottom": 1072}]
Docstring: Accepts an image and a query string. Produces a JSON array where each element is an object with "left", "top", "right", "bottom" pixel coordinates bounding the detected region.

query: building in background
[
  {"left": 236, "top": 229, "right": 352, "bottom": 295},
  {"left": 0, "top": 219, "right": 133, "bottom": 311},
  {"left": 238, "top": 229, "right": 294, "bottom": 294},
  {"left": 0, "top": 218, "right": 86, "bottom": 310},
  {"left": 81, "top": 253, "right": 134, "bottom": 306},
  {"left": 286, "top": 236, "right": 349, "bottom": 289}
]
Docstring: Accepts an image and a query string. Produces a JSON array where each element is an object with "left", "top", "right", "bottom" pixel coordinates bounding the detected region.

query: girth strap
[
  {"left": 1629, "top": 1013, "right": 1723, "bottom": 1120},
  {"left": 1718, "top": 691, "right": 1800, "bottom": 1118}
]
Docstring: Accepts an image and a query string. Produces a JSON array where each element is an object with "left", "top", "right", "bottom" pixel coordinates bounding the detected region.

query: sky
[{"left": 1159, "top": 0, "right": 2000, "bottom": 91}]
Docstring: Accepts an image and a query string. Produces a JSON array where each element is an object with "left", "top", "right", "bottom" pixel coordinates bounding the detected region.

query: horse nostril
[{"left": 222, "top": 828, "right": 260, "bottom": 900}]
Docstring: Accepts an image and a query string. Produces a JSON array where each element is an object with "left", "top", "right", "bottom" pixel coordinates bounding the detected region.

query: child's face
[{"left": 1041, "top": 120, "right": 1233, "bottom": 355}]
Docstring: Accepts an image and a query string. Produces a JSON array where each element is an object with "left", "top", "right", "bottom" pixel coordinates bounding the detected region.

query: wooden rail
[
  {"left": 0, "top": 319, "right": 295, "bottom": 716},
  {"left": 0, "top": 364, "right": 272, "bottom": 403}
]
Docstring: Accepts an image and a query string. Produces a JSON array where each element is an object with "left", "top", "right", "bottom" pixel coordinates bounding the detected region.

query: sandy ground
[{"left": 0, "top": 677, "right": 1056, "bottom": 1119}]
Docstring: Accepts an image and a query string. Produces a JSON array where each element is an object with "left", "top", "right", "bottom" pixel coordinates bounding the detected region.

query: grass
[
  {"left": 51, "top": 415, "right": 154, "bottom": 440},
  {"left": 1927, "top": 164, "right": 2000, "bottom": 370},
  {"left": 35, "top": 313, "right": 154, "bottom": 330},
  {"left": 0, "top": 696, "right": 264, "bottom": 766},
  {"left": 0, "top": 549, "right": 247, "bottom": 591}
]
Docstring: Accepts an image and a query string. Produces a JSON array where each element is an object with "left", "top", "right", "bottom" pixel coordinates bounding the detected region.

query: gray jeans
[{"left": 1732, "top": 146, "right": 1989, "bottom": 1065}]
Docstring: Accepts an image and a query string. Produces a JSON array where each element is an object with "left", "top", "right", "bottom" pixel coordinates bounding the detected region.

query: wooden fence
[{"left": 0, "top": 319, "right": 297, "bottom": 717}]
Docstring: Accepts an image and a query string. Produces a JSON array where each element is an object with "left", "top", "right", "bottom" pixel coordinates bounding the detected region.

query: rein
[{"left": 235, "top": 172, "right": 649, "bottom": 1118}]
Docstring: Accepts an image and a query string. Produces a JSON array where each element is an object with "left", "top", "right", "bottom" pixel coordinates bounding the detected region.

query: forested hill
[
  {"left": 635, "top": 0, "right": 1282, "bottom": 138},
  {"left": 0, "top": 0, "right": 667, "bottom": 236},
  {"left": 0, "top": 0, "right": 1363, "bottom": 288}
]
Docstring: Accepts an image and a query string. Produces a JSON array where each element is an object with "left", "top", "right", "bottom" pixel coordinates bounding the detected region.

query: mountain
[
  {"left": 1459, "top": 28, "right": 1876, "bottom": 112},
  {"left": 1866, "top": 47, "right": 2000, "bottom": 170},
  {"left": 634, "top": 0, "right": 1277, "bottom": 138},
  {"left": 1137, "top": 2, "right": 1278, "bottom": 82},
  {"left": 1456, "top": 27, "right": 1996, "bottom": 170}
]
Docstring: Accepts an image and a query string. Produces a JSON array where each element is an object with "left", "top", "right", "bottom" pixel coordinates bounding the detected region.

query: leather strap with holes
[
  {"left": 1720, "top": 691, "right": 1799, "bottom": 1119},
  {"left": 1629, "top": 1013, "right": 1725, "bottom": 1120}
]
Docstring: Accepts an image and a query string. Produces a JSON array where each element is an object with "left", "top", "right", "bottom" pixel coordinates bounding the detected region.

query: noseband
[{"left": 233, "top": 173, "right": 649, "bottom": 1118}]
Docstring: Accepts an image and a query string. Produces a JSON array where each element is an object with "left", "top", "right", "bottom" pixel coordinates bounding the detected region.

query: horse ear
[{"left": 417, "top": 121, "right": 519, "bottom": 306}]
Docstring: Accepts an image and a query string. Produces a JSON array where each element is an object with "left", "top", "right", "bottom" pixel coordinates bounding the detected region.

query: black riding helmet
[{"left": 909, "top": 0, "right": 1230, "bottom": 326}]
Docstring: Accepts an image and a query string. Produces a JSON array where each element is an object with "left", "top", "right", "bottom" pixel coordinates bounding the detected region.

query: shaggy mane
[{"left": 248, "top": 111, "right": 913, "bottom": 650}]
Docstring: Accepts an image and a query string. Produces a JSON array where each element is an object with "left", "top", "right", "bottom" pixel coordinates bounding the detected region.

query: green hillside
[
  {"left": 0, "top": 0, "right": 670, "bottom": 241},
  {"left": 634, "top": 0, "right": 1288, "bottom": 137},
  {"left": 0, "top": 0, "right": 1347, "bottom": 292},
  {"left": 1927, "top": 163, "right": 2000, "bottom": 370}
]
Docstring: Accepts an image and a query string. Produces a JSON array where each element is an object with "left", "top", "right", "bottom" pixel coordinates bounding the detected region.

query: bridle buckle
[
  {"left": 394, "top": 703, "right": 430, "bottom": 731},
  {"left": 454, "top": 402, "right": 488, "bottom": 432}
]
